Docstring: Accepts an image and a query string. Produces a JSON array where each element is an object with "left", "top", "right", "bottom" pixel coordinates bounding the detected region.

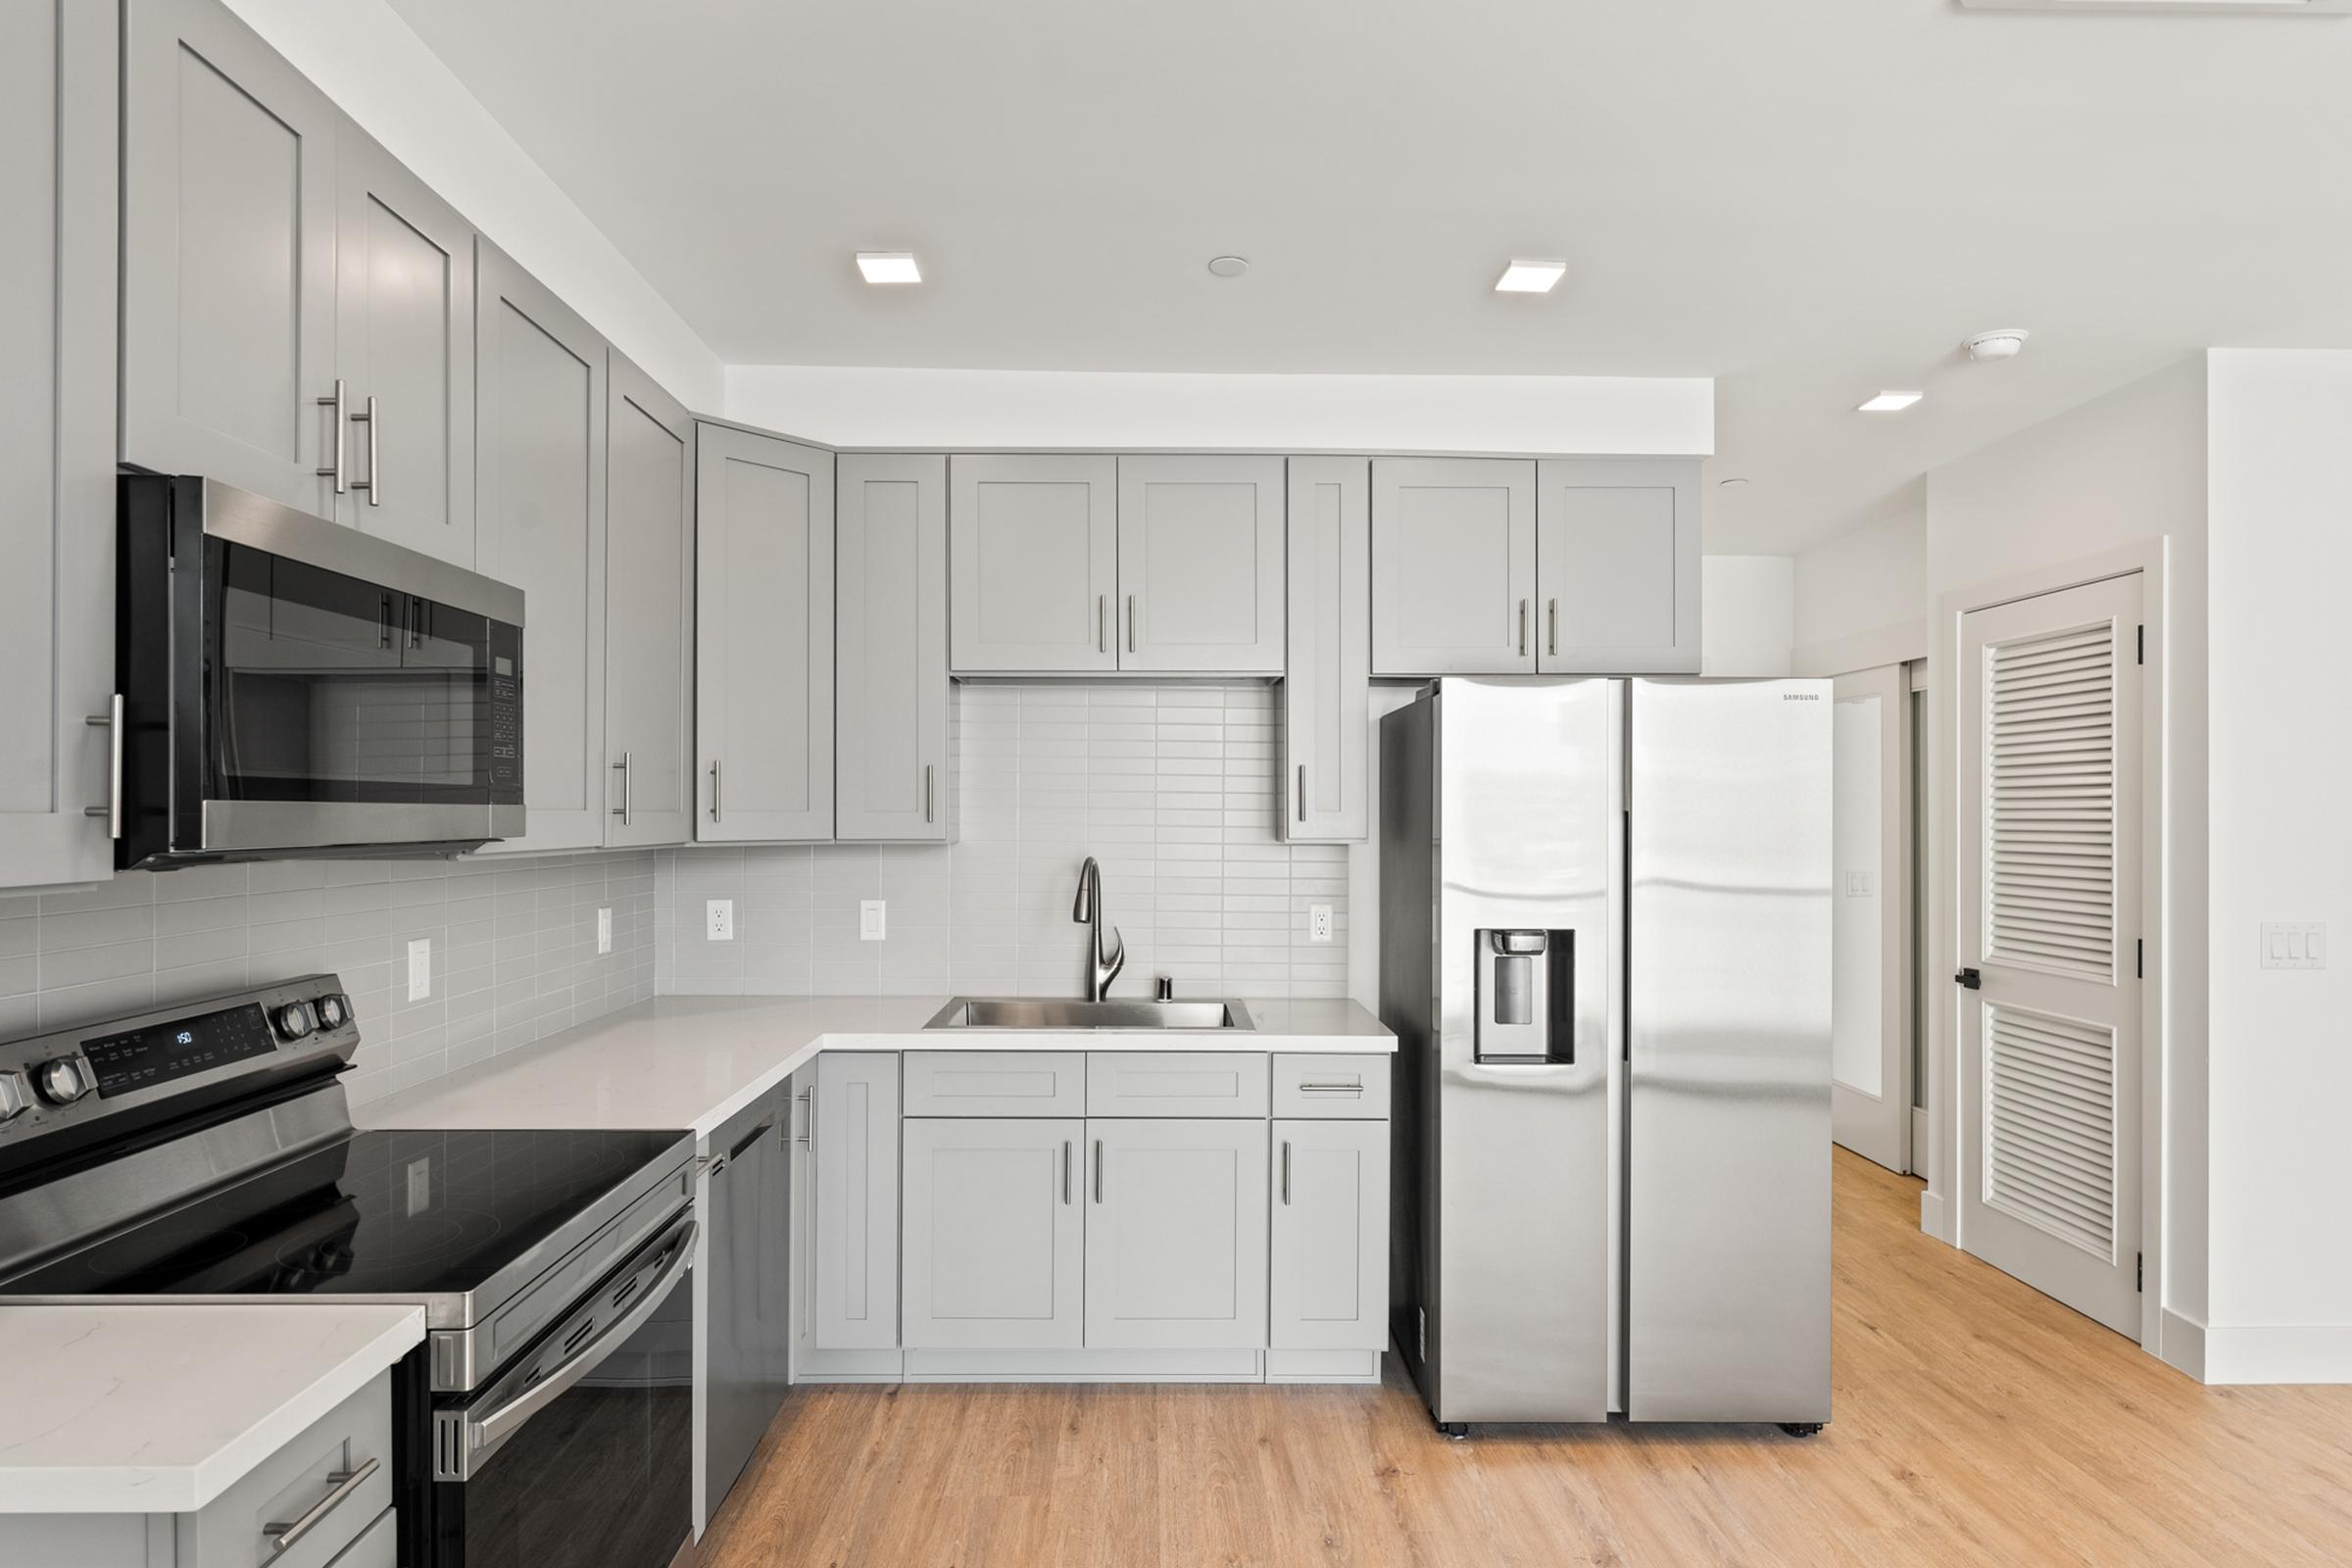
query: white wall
[
  {"left": 1792, "top": 504, "right": 1929, "bottom": 675},
  {"left": 1699, "top": 556, "right": 1794, "bottom": 676},
  {"left": 1923, "top": 354, "right": 2211, "bottom": 1370},
  {"left": 2201, "top": 349, "right": 2352, "bottom": 1381},
  {"left": 725, "top": 366, "right": 1714, "bottom": 455},
  {"left": 224, "top": 0, "right": 725, "bottom": 411}
]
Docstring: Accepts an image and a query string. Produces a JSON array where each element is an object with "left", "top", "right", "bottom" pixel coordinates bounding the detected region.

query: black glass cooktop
[{"left": 1, "top": 1127, "right": 687, "bottom": 1299}]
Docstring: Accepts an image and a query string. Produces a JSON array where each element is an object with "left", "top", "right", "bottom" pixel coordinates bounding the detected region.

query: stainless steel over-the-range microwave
[{"left": 113, "top": 476, "right": 526, "bottom": 870}]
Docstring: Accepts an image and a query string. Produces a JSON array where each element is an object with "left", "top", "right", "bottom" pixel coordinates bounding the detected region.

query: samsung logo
[{"left": 1784, "top": 693, "right": 1820, "bottom": 701}]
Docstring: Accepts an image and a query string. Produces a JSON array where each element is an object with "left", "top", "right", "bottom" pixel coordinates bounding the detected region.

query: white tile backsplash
[
  {"left": 0, "top": 853, "right": 657, "bottom": 1106},
  {"left": 657, "top": 683, "right": 1348, "bottom": 1000}
]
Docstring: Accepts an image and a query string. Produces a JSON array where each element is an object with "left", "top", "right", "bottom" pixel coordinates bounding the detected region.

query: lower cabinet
[
  {"left": 1270, "top": 1119, "right": 1390, "bottom": 1350},
  {"left": 808, "top": 1053, "right": 899, "bottom": 1350},
  {"left": 902, "top": 1117, "right": 1084, "bottom": 1348},
  {"left": 1085, "top": 1118, "right": 1271, "bottom": 1350}
]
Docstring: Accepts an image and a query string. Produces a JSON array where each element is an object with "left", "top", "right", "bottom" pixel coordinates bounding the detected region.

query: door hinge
[
  {"left": 2136, "top": 1251, "right": 2144, "bottom": 1293},
  {"left": 2136, "top": 624, "right": 2144, "bottom": 665},
  {"left": 2136, "top": 939, "right": 2143, "bottom": 979}
]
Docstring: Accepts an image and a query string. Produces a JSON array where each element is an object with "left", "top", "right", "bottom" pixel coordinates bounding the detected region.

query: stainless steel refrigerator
[{"left": 1381, "top": 677, "right": 1832, "bottom": 1432}]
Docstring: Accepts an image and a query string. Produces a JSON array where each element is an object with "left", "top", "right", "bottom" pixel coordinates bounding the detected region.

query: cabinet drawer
[
  {"left": 1086, "top": 1053, "right": 1268, "bottom": 1118},
  {"left": 1271, "top": 1054, "right": 1391, "bottom": 1119},
  {"left": 175, "top": 1375, "right": 391, "bottom": 1568},
  {"left": 904, "top": 1052, "right": 1086, "bottom": 1116},
  {"left": 323, "top": 1507, "right": 395, "bottom": 1568}
]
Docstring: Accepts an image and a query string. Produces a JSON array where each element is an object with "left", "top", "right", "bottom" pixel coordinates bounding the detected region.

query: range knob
[
  {"left": 33, "top": 1057, "right": 93, "bottom": 1107},
  {"left": 0, "top": 1071, "right": 28, "bottom": 1122},
  {"left": 274, "top": 1003, "right": 316, "bottom": 1041},
  {"left": 315, "top": 995, "right": 349, "bottom": 1030}
]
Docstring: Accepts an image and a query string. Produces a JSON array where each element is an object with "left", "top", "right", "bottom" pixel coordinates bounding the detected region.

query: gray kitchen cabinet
[
  {"left": 0, "top": 0, "right": 117, "bottom": 891},
  {"left": 1279, "top": 458, "right": 1370, "bottom": 841},
  {"left": 332, "top": 129, "right": 475, "bottom": 566},
  {"left": 472, "top": 239, "right": 609, "bottom": 855},
  {"left": 837, "top": 455, "right": 950, "bottom": 841},
  {"left": 811, "top": 1053, "right": 900, "bottom": 1349},
  {"left": 1270, "top": 1119, "right": 1390, "bottom": 1351},
  {"left": 950, "top": 455, "right": 1117, "bottom": 673},
  {"left": 122, "top": 0, "right": 341, "bottom": 517},
  {"left": 1114, "top": 457, "right": 1286, "bottom": 674},
  {"left": 604, "top": 352, "right": 697, "bottom": 849},
  {"left": 902, "top": 1117, "right": 1085, "bottom": 1348},
  {"left": 705, "top": 1091, "right": 789, "bottom": 1520},
  {"left": 1370, "top": 458, "right": 1537, "bottom": 675},
  {"left": 697, "top": 423, "right": 835, "bottom": 841},
  {"left": 1536, "top": 457, "right": 1702, "bottom": 674},
  {"left": 1083, "top": 1118, "right": 1269, "bottom": 1349}
]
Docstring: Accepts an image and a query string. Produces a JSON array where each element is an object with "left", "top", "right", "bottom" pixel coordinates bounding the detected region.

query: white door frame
[
  {"left": 1830, "top": 662, "right": 1911, "bottom": 1172},
  {"left": 1925, "top": 539, "right": 2168, "bottom": 1358}
]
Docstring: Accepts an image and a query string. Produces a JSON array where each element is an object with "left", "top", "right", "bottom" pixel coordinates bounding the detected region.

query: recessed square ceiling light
[
  {"left": 1858, "top": 391, "right": 1925, "bottom": 414},
  {"left": 856, "top": 252, "right": 921, "bottom": 284},
  {"left": 1494, "top": 260, "right": 1567, "bottom": 295}
]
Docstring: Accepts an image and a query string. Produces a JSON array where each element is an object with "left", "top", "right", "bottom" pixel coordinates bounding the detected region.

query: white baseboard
[
  {"left": 1918, "top": 1187, "right": 1953, "bottom": 1245},
  {"left": 2199, "top": 1322, "right": 2352, "bottom": 1385},
  {"left": 2157, "top": 1309, "right": 2206, "bottom": 1382}
]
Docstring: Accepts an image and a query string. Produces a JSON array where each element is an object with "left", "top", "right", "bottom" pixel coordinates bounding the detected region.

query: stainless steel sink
[{"left": 923, "top": 998, "right": 1254, "bottom": 1032}]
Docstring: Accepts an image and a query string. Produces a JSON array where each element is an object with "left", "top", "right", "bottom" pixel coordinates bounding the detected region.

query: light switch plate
[
  {"left": 860, "top": 900, "right": 887, "bottom": 941},
  {"left": 407, "top": 938, "right": 431, "bottom": 1002},
  {"left": 2261, "top": 922, "right": 2326, "bottom": 970},
  {"left": 597, "top": 906, "right": 612, "bottom": 955},
  {"left": 707, "top": 900, "right": 734, "bottom": 942},
  {"left": 1309, "top": 905, "right": 1334, "bottom": 943}
]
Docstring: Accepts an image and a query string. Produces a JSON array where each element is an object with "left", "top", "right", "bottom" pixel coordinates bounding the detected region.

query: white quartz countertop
[
  {"left": 0, "top": 1303, "right": 422, "bottom": 1514},
  {"left": 363, "top": 994, "right": 1391, "bottom": 1140}
]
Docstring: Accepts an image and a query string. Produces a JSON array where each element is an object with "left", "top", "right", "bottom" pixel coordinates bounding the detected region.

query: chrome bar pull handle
[
  {"left": 1062, "top": 1140, "right": 1073, "bottom": 1204},
  {"left": 1127, "top": 595, "right": 1137, "bottom": 653},
  {"left": 710, "top": 760, "right": 722, "bottom": 823},
  {"left": 264, "top": 1455, "right": 379, "bottom": 1553},
  {"left": 1518, "top": 599, "right": 1529, "bottom": 656},
  {"left": 1297, "top": 763, "right": 1306, "bottom": 823},
  {"left": 349, "top": 395, "right": 378, "bottom": 505},
  {"left": 1093, "top": 1139, "right": 1104, "bottom": 1203},
  {"left": 83, "top": 695, "right": 122, "bottom": 839},
  {"left": 316, "top": 379, "right": 347, "bottom": 493},
  {"left": 1548, "top": 597, "right": 1558, "bottom": 656},
  {"left": 794, "top": 1087, "right": 812, "bottom": 1145},
  {"left": 1281, "top": 1140, "right": 1292, "bottom": 1204},
  {"left": 612, "top": 751, "right": 632, "bottom": 825},
  {"left": 924, "top": 763, "right": 935, "bottom": 824},
  {"left": 1097, "top": 594, "right": 1106, "bottom": 654}
]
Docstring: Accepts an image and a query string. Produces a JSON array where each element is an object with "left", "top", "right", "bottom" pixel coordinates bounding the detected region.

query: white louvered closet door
[{"left": 1958, "top": 573, "right": 2143, "bottom": 1338}]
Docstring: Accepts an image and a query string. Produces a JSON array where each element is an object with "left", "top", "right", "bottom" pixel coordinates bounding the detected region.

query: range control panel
[{"left": 0, "top": 975, "right": 360, "bottom": 1146}]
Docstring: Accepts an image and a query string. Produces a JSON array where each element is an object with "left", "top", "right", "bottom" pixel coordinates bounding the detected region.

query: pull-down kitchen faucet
[{"left": 1071, "top": 857, "right": 1126, "bottom": 1001}]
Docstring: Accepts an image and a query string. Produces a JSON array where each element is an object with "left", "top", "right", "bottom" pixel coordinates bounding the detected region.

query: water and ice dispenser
[{"left": 1474, "top": 929, "right": 1575, "bottom": 1064}]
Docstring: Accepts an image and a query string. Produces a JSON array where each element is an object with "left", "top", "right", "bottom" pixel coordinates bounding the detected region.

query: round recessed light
[{"left": 1206, "top": 255, "right": 1250, "bottom": 278}]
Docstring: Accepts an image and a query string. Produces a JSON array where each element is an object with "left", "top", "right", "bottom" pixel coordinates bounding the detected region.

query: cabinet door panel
[
  {"left": 1270, "top": 1119, "right": 1389, "bottom": 1350},
  {"left": 838, "top": 455, "right": 948, "bottom": 841},
  {"left": 1371, "top": 458, "right": 1535, "bottom": 675},
  {"left": 951, "top": 456, "right": 1116, "bottom": 672},
  {"left": 473, "top": 239, "right": 608, "bottom": 855},
  {"left": 122, "top": 0, "right": 339, "bottom": 515},
  {"left": 1537, "top": 458, "right": 1700, "bottom": 674},
  {"left": 0, "top": 0, "right": 116, "bottom": 890},
  {"left": 1281, "top": 458, "right": 1369, "bottom": 841},
  {"left": 335, "top": 131, "right": 475, "bottom": 565},
  {"left": 604, "top": 353, "right": 695, "bottom": 848},
  {"left": 1116, "top": 457, "right": 1285, "bottom": 674},
  {"left": 1084, "top": 1118, "right": 1268, "bottom": 1349},
  {"left": 812, "top": 1054, "right": 900, "bottom": 1349},
  {"left": 903, "top": 1118, "right": 1084, "bottom": 1348},
  {"left": 696, "top": 424, "right": 835, "bottom": 841}
]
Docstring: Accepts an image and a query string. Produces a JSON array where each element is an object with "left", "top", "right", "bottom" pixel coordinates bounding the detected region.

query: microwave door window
[{"left": 209, "top": 545, "right": 494, "bottom": 804}]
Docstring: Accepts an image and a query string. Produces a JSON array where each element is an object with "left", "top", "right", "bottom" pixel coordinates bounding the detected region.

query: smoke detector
[{"left": 1966, "top": 329, "right": 2031, "bottom": 363}]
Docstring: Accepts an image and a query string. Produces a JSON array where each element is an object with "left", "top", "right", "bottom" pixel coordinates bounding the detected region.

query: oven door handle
[{"left": 459, "top": 1215, "right": 698, "bottom": 1475}]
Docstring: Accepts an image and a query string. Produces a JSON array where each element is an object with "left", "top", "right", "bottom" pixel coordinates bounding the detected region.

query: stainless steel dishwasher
[{"left": 704, "top": 1087, "right": 791, "bottom": 1524}]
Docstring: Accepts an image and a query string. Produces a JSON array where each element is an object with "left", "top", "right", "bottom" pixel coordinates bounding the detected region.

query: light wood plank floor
[{"left": 700, "top": 1151, "right": 2352, "bottom": 1567}]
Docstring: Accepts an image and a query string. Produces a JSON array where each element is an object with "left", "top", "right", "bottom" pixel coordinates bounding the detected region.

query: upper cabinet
[
  {"left": 122, "top": 0, "right": 340, "bottom": 517},
  {"left": 697, "top": 424, "right": 835, "bottom": 842},
  {"left": 332, "top": 130, "right": 476, "bottom": 565},
  {"left": 951, "top": 456, "right": 1117, "bottom": 674},
  {"left": 1281, "top": 459, "right": 1370, "bottom": 842},
  {"left": 605, "top": 352, "right": 697, "bottom": 849},
  {"left": 1115, "top": 458, "right": 1285, "bottom": 675},
  {"left": 1371, "top": 458, "right": 1537, "bottom": 675},
  {"left": 0, "top": 0, "right": 118, "bottom": 891},
  {"left": 1535, "top": 458, "right": 1700, "bottom": 674},
  {"left": 838, "top": 456, "right": 951, "bottom": 842},
  {"left": 473, "top": 239, "right": 610, "bottom": 856}
]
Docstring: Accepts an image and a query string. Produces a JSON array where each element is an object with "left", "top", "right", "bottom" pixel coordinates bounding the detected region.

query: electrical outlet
[
  {"left": 706, "top": 899, "right": 735, "bottom": 942},
  {"left": 2261, "top": 922, "right": 2327, "bottom": 970},
  {"left": 597, "top": 906, "right": 612, "bottom": 955},
  {"left": 407, "top": 938, "right": 430, "bottom": 1002},
  {"left": 1309, "top": 904, "right": 1333, "bottom": 944},
  {"left": 860, "top": 900, "right": 887, "bottom": 941}
]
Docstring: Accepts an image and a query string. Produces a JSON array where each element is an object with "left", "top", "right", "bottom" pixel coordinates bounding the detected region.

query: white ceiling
[{"left": 386, "top": 0, "right": 2352, "bottom": 554}]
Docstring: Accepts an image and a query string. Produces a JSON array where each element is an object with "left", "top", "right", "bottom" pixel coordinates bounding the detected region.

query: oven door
[{"left": 426, "top": 1210, "right": 696, "bottom": 1568}]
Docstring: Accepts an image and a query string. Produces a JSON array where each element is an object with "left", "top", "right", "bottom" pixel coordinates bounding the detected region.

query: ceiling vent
[{"left": 1960, "top": 0, "right": 2350, "bottom": 12}]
